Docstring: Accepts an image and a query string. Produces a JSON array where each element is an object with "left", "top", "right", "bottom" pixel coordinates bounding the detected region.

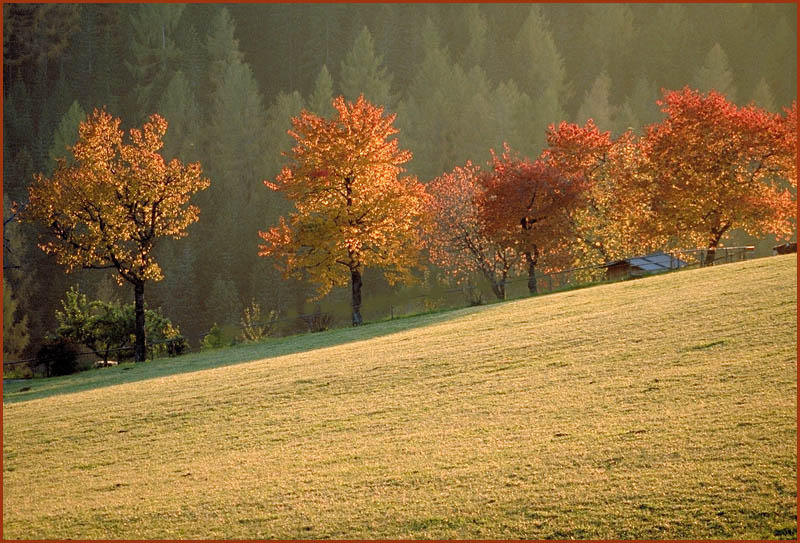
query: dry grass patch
[{"left": 3, "top": 255, "right": 796, "bottom": 539}]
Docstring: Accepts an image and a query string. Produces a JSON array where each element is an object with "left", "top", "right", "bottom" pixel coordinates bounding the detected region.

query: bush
[
  {"left": 302, "top": 308, "right": 333, "bottom": 333},
  {"left": 240, "top": 299, "right": 279, "bottom": 342},
  {"left": 165, "top": 335, "right": 188, "bottom": 357},
  {"left": 35, "top": 338, "right": 82, "bottom": 377},
  {"left": 201, "top": 323, "right": 236, "bottom": 350},
  {"left": 462, "top": 284, "right": 484, "bottom": 306},
  {"left": 54, "top": 286, "right": 187, "bottom": 362},
  {"left": 3, "top": 362, "right": 33, "bottom": 379}
]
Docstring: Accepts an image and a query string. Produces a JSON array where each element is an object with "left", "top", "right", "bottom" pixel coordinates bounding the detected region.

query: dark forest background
[{"left": 3, "top": 3, "right": 797, "bottom": 355}]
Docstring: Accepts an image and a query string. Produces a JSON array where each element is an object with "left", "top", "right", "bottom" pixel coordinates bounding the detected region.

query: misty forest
[{"left": 3, "top": 3, "right": 797, "bottom": 369}]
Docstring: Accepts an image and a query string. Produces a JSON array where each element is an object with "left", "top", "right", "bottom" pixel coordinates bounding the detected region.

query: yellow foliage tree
[
  {"left": 19, "top": 109, "right": 210, "bottom": 362},
  {"left": 259, "top": 95, "right": 428, "bottom": 325}
]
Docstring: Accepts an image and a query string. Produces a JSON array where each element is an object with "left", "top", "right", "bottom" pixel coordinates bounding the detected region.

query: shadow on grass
[{"left": 3, "top": 303, "right": 488, "bottom": 404}]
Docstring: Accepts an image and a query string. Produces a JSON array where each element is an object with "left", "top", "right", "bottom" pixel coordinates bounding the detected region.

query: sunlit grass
[{"left": 3, "top": 255, "right": 796, "bottom": 539}]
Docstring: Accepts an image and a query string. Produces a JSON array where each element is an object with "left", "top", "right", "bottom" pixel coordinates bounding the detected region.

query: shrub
[
  {"left": 35, "top": 338, "right": 82, "bottom": 377},
  {"left": 462, "top": 284, "right": 484, "bottom": 306},
  {"left": 201, "top": 323, "right": 236, "bottom": 350},
  {"left": 55, "top": 286, "right": 186, "bottom": 362},
  {"left": 240, "top": 299, "right": 279, "bottom": 342},
  {"left": 165, "top": 335, "right": 188, "bottom": 357},
  {"left": 302, "top": 307, "right": 333, "bottom": 333}
]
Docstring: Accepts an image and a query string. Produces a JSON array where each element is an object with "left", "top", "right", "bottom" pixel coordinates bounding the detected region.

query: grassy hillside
[{"left": 3, "top": 255, "right": 796, "bottom": 539}]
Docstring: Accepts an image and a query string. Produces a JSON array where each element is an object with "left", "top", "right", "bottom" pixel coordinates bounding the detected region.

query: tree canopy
[{"left": 259, "top": 95, "right": 428, "bottom": 325}]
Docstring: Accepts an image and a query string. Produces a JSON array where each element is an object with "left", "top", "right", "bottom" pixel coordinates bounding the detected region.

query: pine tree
[
  {"left": 511, "top": 5, "right": 567, "bottom": 155},
  {"left": 339, "top": 26, "right": 393, "bottom": 108},
  {"left": 580, "top": 4, "right": 636, "bottom": 96},
  {"left": 460, "top": 5, "right": 488, "bottom": 69},
  {"left": 639, "top": 4, "right": 695, "bottom": 90},
  {"left": 207, "top": 276, "right": 242, "bottom": 327},
  {"left": 627, "top": 75, "right": 662, "bottom": 130},
  {"left": 157, "top": 71, "right": 200, "bottom": 162},
  {"left": 398, "top": 20, "right": 459, "bottom": 181},
  {"left": 489, "top": 80, "right": 532, "bottom": 155},
  {"left": 205, "top": 7, "right": 244, "bottom": 92},
  {"left": 692, "top": 43, "right": 737, "bottom": 102},
  {"left": 48, "top": 99, "right": 86, "bottom": 172},
  {"left": 576, "top": 71, "right": 616, "bottom": 132},
  {"left": 750, "top": 77, "right": 777, "bottom": 112},
  {"left": 3, "top": 278, "right": 30, "bottom": 362},
  {"left": 125, "top": 4, "right": 185, "bottom": 121},
  {"left": 308, "top": 64, "right": 334, "bottom": 118}
]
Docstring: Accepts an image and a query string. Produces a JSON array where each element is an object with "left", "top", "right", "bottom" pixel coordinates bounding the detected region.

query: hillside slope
[{"left": 3, "top": 255, "right": 796, "bottom": 539}]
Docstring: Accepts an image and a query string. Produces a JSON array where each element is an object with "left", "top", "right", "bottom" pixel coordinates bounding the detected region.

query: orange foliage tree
[
  {"left": 479, "top": 145, "right": 585, "bottom": 294},
  {"left": 425, "top": 161, "right": 516, "bottom": 300},
  {"left": 642, "top": 87, "right": 796, "bottom": 265},
  {"left": 259, "top": 95, "right": 428, "bottom": 326},
  {"left": 19, "top": 109, "right": 210, "bottom": 362},
  {"left": 544, "top": 120, "right": 659, "bottom": 267}
]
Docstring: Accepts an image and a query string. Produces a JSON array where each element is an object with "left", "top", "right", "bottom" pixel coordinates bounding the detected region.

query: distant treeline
[{"left": 3, "top": 3, "right": 796, "bottom": 356}]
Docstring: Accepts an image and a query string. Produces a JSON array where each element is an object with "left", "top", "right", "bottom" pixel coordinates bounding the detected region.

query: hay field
[{"left": 3, "top": 255, "right": 796, "bottom": 539}]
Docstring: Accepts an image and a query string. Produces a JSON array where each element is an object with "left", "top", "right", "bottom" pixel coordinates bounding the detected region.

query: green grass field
[{"left": 3, "top": 255, "right": 797, "bottom": 539}]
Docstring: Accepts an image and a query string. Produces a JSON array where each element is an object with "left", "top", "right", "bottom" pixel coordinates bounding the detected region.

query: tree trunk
[
  {"left": 133, "top": 280, "right": 146, "bottom": 362},
  {"left": 703, "top": 247, "right": 716, "bottom": 267},
  {"left": 350, "top": 267, "right": 363, "bottom": 326},
  {"left": 490, "top": 280, "right": 506, "bottom": 301},
  {"left": 525, "top": 248, "right": 539, "bottom": 295},
  {"left": 704, "top": 224, "right": 730, "bottom": 267}
]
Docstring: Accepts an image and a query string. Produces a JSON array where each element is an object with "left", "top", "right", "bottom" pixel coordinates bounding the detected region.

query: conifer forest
[{"left": 3, "top": 3, "right": 797, "bottom": 365}]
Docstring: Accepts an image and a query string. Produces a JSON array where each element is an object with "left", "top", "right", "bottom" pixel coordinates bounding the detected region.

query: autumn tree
[
  {"left": 642, "top": 88, "right": 796, "bottom": 265},
  {"left": 479, "top": 146, "right": 584, "bottom": 294},
  {"left": 19, "top": 108, "right": 210, "bottom": 362},
  {"left": 426, "top": 161, "right": 516, "bottom": 300},
  {"left": 543, "top": 120, "right": 657, "bottom": 267},
  {"left": 259, "top": 95, "right": 428, "bottom": 326}
]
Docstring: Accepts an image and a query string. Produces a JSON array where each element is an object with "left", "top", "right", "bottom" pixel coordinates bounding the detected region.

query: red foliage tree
[
  {"left": 425, "top": 161, "right": 516, "bottom": 300},
  {"left": 642, "top": 88, "right": 796, "bottom": 265},
  {"left": 479, "top": 145, "right": 584, "bottom": 294}
]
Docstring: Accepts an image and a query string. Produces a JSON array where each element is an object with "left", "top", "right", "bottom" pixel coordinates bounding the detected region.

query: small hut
[
  {"left": 603, "top": 251, "right": 687, "bottom": 281},
  {"left": 773, "top": 242, "right": 797, "bottom": 255}
]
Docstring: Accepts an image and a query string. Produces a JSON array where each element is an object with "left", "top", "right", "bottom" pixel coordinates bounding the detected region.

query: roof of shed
[{"left": 604, "top": 251, "right": 687, "bottom": 271}]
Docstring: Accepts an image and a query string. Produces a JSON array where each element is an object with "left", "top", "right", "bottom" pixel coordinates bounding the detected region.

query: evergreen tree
[
  {"left": 48, "top": 99, "right": 85, "bottom": 171},
  {"left": 204, "top": 58, "right": 268, "bottom": 294},
  {"left": 205, "top": 7, "right": 244, "bottom": 92},
  {"left": 398, "top": 20, "right": 460, "bottom": 181},
  {"left": 627, "top": 75, "right": 662, "bottom": 130},
  {"left": 175, "top": 21, "right": 206, "bottom": 92},
  {"left": 692, "top": 43, "right": 737, "bottom": 102},
  {"left": 339, "top": 26, "right": 393, "bottom": 108},
  {"left": 750, "top": 77, "right": 777, "bottom": 112},
  {"left": 579, "top": 4, "right": 636, "bottom": 96},
  {"left": 307, "top": 64, "right": 334, "bottom": 118},
  {"left": 759, "top": 14, "right": 796, "bottom": 107},
  {"left": 3, "top": 278, "right": 30, "bottom": 362},
  {"left": 638, "top": 4, "right": 696, "bottom": 90},
  {"left": 125, "top": 4, "right": 185, "bottom": 121},
  {"left": 489, "top": 80, "right": 532, "bottom": 155},
  {"left": 207, "top": 276, "right": 242, "bottom": 327},
  {"left": 576, "top": 71, "right": 616, "bottom": 132},
  {"left": 157, "top": 71, "right": 200, "bottom": 162},
  {"left": 460, "top": 5, "right": 488, "bottom": 69},
  {"left": 264, "top": 90, "right": 306, "bottom": 181},
  {"left": 511, "top": 5, "right": 567, "bottom": 154}
]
